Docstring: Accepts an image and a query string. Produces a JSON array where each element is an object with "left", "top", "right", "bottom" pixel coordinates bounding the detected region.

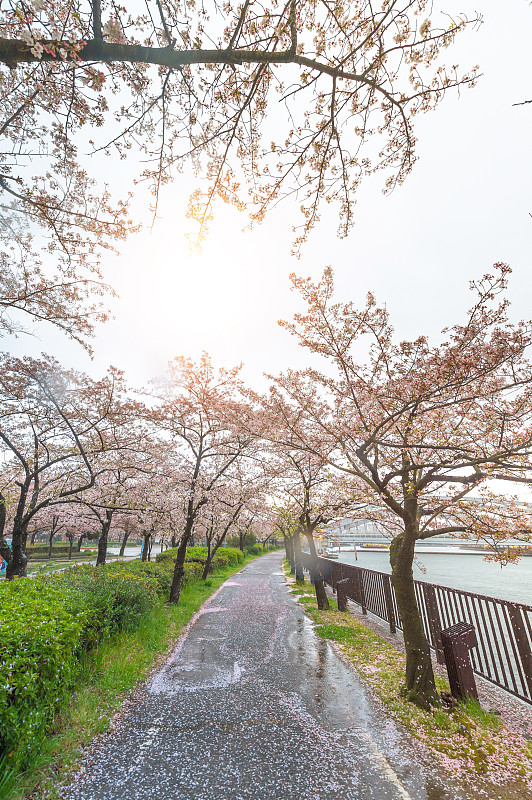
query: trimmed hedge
[
  {"left": 26, "top": 545, "right": 99, "bottom": 561},
  {"left": 0, "top": 561, "right": 167, "bottom": 767},
  {"left": 155, "top": 546, "right": 245, "bottom": 569}
]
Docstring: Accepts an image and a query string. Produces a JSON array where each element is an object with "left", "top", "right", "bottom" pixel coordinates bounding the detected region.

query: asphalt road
[{"left": 61, "top": 552, "right": 466, "bottom": 800}]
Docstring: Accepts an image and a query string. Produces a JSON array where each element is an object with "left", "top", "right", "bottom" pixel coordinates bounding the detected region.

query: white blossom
[{"left": 102, "top": 17, "right": 124, "bottom": 43}]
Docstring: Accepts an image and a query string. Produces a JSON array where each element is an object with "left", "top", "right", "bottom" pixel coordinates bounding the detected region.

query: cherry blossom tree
[
  {"left": 152, "top": 352, "right": 255, "bottom": 603},
  {"left": 0, "top": 354, "right": 129, "bottom": 577},
  {"left": 197, "top": 500, "right": 243, "bottom": 578},
  {"left": 0, "top": 0, "right": 478, "bottom": 263},
  {"left": 75, "top": 426, "right": 161, "bottom": 565},
  {"left": 275, "top": 264, "right": 532, "bottom": 708},
  {"left": 116, "top": 515, "right": 140, "bottom": 556},
  {"left": 257, "top": 391, "right": 359, "bottom": 606}
]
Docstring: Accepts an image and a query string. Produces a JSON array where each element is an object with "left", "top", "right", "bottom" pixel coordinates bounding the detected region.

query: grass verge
[
  {"left": 285, "top": 563, "right": 532, "bottom": 800},
  {"left": 6, "top": 552, "right": 267, "bottom": 800}
]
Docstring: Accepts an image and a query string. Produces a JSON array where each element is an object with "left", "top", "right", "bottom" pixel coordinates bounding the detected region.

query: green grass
[
  {"left": 284, "top": 562, "right": 532, "bottom": 799},
  {"left": 6, "top": 553, "right": 264, "bottom": 800}
]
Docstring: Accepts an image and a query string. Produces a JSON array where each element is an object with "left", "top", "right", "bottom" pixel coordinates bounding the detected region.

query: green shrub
[
  {"left": 155, "top": 548, "right": 176, "bottom": 563},
  {"left": 183, "top": 561, "right": 204, "bottom": 583},
  {"left": 245, "top": 544, "right": 262, "bottom": 555},
  {"left": 61, "top": 566, "right": 159, "bottom": 638},
  {"left": 0, "top": 563, "right": 162, "bottom": 767},
  {"left": 185, "top": 546, "right": 209, "bottom": 562},
  {"left": 106, "top": 560, "right": 175, "bottom": 599},
  {"left": 0, "top": 578, "right": 90, "bottom": 764},
  {"left": 212, "top": 547, "right": 244, "bottom": 567},
  {"left": 26, "top": 545, "right": 72, "bottom": 559},
  {"left": 156, "top": 545, "right": 243, "bottom": 567}
]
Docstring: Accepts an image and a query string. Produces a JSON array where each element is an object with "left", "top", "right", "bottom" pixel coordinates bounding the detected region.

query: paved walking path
[{"left": 62, "top": 552, "right": 466, "bottom": 800}]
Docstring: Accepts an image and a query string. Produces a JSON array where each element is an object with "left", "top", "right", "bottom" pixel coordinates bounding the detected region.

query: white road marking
[{"left": 357, "top": 730, "right": 414, "bottom": 800}]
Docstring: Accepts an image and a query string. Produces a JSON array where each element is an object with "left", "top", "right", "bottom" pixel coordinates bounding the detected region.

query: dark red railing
[{"left": 301, "top": 554, "right": 532, "bottom": 705}]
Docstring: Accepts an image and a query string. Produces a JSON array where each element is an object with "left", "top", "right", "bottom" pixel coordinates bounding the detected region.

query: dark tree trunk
[
  {"left": 169, "top": 534, "right": 191, "bottom": 605},
  {"left": 0, "top": 533, "right": 11, "bottom": 566},
  {"left": 171, "top": 534, "right": 177, "bottom": 548},
  {"left": 0, "top": 496, "right": 12, "bottom": 566},
  {"left": 201, "top": 557, "right": 211, "bottom": 581},
  {"left": 77, "top": 533, "right": 86, "bottom": 551},
  {"left": 304, "top": 531, "right": 329, "bottom": 610},
  {"left": 292, "top": 527, "right": 305, "bottom": 583},
  {"left": 6, "top": 524, "right": 27, "bottom": 579},
  {"left": 238, "top": 530, "right": 245, "bottom": 552},
  {"left": 30, "top": 530, "right": 37, "bottom": 545},
  {"left": 390, "top": 527, "right": 440, "bottom": 709},
  {"left": 202, "top": 538, "right": 213, "bottom": 580},
  {"left": 119, "top": 529, "right": 130, "bottom": 557},
  {"left": 48, "top": 529, "right": 54, "bottom": 558},
  {"left": 96, "top": 510, "right": 113, "bottom": 566},
  {"left": 141, "top": 531, "right": 150, "bottom": 561},
  {"left": 284, "top": 536, "right": 295, "bottom": 573},
  {"left": 147, "top": 535, "right": 153, "bottom": 561}
]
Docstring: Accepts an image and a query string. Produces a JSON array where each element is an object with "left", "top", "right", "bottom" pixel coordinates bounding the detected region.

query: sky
[{"left": 8, "top": 0, "right": 532, "bottom": 393}]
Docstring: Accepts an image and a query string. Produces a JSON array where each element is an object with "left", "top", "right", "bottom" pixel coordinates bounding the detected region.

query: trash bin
[{"left": 441, "top": 621, "right": 478, "bottom": 701}]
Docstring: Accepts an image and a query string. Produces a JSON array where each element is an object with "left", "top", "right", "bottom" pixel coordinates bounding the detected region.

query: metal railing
[{"left": 301, "top": 553, "right": 532, "bottom": 705}]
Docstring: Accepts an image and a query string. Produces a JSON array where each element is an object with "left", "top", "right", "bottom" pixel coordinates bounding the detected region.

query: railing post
[
  {"left": 507, "top": 603, "right": 532, "bottom": 699},
  {"left": 383, "top": 574, "right": 396, "bottom": 634},
  {"left": 336, "top": 578, "right": 350, "bottom": 612},
  {"left": 355, "top": 567, "right": 367, "bottom": 615},
  {"left": 331, "top": 563, "right": 339, "bottom": 594},
  {"left": 423, "top": 584, "right": 445, "bottom": 665}
]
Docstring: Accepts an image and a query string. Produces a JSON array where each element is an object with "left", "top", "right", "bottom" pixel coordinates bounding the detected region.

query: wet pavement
[{"left": 61, "top": 552, "right": 467, "bottom": 800}]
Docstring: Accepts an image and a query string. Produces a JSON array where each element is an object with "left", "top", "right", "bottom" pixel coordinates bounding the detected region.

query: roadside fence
[{"left": 301, "top": 553, "right": 532, "bottom": 706}]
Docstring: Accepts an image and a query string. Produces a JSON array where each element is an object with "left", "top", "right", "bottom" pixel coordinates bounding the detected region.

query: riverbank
[
  {"left": 286, "top": 566, "right": 532, "bottom": 800},
  {"left": 2, "top": 548, "right": 275, "bottom": 800}
]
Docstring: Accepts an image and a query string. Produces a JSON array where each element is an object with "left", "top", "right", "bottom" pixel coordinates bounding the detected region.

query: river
[{"left": 332, "top": 549, "right": 532, "bottom": 606}]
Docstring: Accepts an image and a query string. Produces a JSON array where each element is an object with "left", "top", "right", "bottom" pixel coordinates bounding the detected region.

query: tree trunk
[
  {"left": 30, "top": 530, "right": 37, "bottom": 545},
  {"left": 77, "top": 533, "right": 86, "bottom": 552},
  {"left": 119, "top": 529, "right": 130, "bottom": 557},
  {"left": 147, "top": 535, "right": 153, "bottom": 561},
  {"left": 169, "top": 536, "right": 190, "bottom": 605},
  {"left": 304, "top": 531, "right": 329, "bottom": 610},
  {"left": 201, "top": 557, "right": 211, "bottom": 580},
  {"left": 0, "top": 497, "right": 12, "bottom": 566},
  {"left": 6, "top": 524, "right": 28, "bottom": 579},
  {"left": 0, "top": 534, "right": 11, "bottom": 567},
  {"left": 96, "top": 510, "right": 113, "bottom": 566},
  {"left": 141, "top": 531, "right": 150, "bottom": 561},
  {"left": 292, "top": 527, "right": 305, "bottom": 583},
  {"left": 202, "top": 538, "right": 213, "bottom": 580},
  {"left": 171, "top": 535, "right": 177, "bottom": 548},
  {"left": 284, "top": 536, "right": 295, "bottom": 573},
  {"left": 390, "top": 528, "right": 440, "bottom": 710},
  {"left": 48, "top": 529, "right": 54, "bottom": 558}
]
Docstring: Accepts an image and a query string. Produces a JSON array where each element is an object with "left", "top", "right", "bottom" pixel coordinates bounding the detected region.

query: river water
[{"left": 333, "top": 550, "right": 532, "bottom": 606}]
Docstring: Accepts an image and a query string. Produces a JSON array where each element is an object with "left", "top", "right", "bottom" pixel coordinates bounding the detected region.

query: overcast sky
[{"left": 8, "top": 0, "right": 532, "bottom": 392}]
